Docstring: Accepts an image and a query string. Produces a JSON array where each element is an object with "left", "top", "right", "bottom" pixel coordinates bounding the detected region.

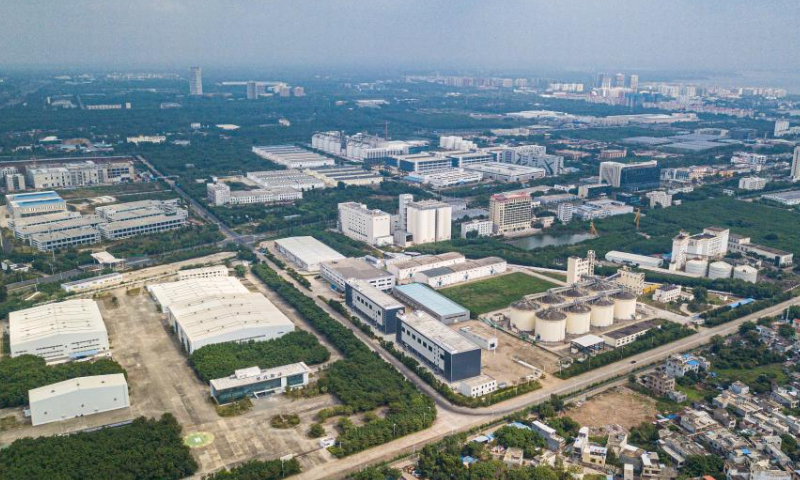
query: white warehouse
[
  {"left": 29, "top": 374, "right": 130, "bottom": 426},
  {"left": 177, "top": 265, "right": 229, "bottom": 281},
  {"left": 413, "top": 257, "right": 507, "bottom": 288},
  {"left": 147, "top": 276, "right": 250, "bottom": 312},
  {"left": 10, "top": 299, "right": 109, "bottom": 364},
  {"left": 273, "top": 236, "right": 345, "bottom": 272}
]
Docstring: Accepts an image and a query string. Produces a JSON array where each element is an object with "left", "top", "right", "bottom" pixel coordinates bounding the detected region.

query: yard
[{"left": 439, "top": 272, "right": 556, "bottom": 316}]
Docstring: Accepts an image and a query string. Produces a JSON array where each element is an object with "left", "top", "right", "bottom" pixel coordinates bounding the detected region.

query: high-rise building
[
  {"left": 497, "top": 145, "right": 564, "bottom": 176},
  {"left": 406, "top": 200, "right": 452, "bottom": 245},
  {"left": 601, "top": 74, "right": 612, "bottom": 89},
  {"left": 246, "top": 81, "right": 258, "bottom": 100},
  {"left": 614, "top": 73, "right": 626, "bottom": 88},
  {"left": 599, "top": 161, "right": 660, "bottom": 190},
  {"left": 489, "top": 192, "right": 532, "bottom": 235},
  {"left": 629, "top": 74, "right": 639, "bottom": 91},
  {"left": 338, "top": 202, "right": 393, "bottom": 246},
  {"left": 292, "top": 86, "right": 305, "bottom": 97},
  {"left": 189, "top": 67, "right": 203, "bottom": 96},
  {"left": 791, "top": 147, "right": 800, "bottom": 182}
]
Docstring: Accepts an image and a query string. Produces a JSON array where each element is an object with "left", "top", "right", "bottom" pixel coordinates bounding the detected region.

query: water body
[{"left": 508, "top": 233, "right": 597, "bottom": 251}]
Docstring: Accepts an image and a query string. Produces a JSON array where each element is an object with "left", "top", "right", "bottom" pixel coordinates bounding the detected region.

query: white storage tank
[
  {"left": 612, "top": 291, "right": 637, "bottom": 320},
  {"left": 565, "top": 303, "right": 591, "bottom": 335},
  {"left": 535, "top": 308, "right": 567, "bottom": 343},
  {"left": 685, "top": 259, "right": 708, "bottom": 277},
  {"left": 733, "top": 265, "right": 758, "bottom": 283},
  {"left": 509, "top": 299, "right": 539, "bottom": 331},
  {"left": 708, "top": 261, "right": 733, "bottom": 280},
  {"left": 590, "top": 297, "right": 615, "bottom": 327}
]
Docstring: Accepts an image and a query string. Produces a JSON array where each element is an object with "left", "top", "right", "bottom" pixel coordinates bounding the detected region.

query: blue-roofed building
[
  {"left": 665, "top": 353, "right": 709, "bottom": 378},
  {"left": 6, "top": 191, "right": 67, "bottom": 218},
  {"left": 393, "top": 282, "right": 470, "bottom": 324}
]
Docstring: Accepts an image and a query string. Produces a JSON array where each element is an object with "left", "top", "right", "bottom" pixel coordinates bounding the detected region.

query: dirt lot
[{"left": 566, "top": 386, "right": 657, "bottom": 431}]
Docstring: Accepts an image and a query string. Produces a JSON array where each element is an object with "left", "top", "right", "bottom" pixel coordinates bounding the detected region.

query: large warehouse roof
[
  {"left": 275, "top": 236, "right": 345, "bottom": 265},
  {"left": 147, "top": 277, "right": 249, "bottom": 309},
  {"left": 170, "top": 293, "right": 293, "bottom": 345},
  {"left": 401, "top": 311, "right": 478, "bottom": 354},
  {"left": 28, "top": 373, "right": 127, "bottom": 404},
  {"left": 394, "top": 283, "right": 469, "bottom": 318},
  {"left": 9, "top": 299, "right": 105, "bottom": 347}
]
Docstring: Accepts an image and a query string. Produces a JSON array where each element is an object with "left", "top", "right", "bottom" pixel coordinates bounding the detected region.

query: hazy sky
[{"left": 2, "top": 0, "right": 799, "bottom": 74}]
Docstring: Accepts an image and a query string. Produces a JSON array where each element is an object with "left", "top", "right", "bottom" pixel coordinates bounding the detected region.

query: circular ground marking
[{"left": 184, "top": 432, "right": 214, "bottom": 449}]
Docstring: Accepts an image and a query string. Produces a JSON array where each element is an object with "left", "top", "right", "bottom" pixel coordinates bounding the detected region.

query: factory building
[
  {"left": 25, "top": 160, "right": 135, "bottom": 189},
  {"left": 567, "top": 251, "right": 595, "bottom": 284},
  {"left": 320, "top": 257, "right": 395, "bottom": 292},
  {"left": 28, "top": 374, "right": 130, "bottom": 426},
  {"left": 464, "top": 163, "right": 546, "bottom": 183},
  {"left": 345, "top": 279, "right": 405, "bottom": 334},
  {"left": 6, "top": 191, "right": 67, "bottom": 218},
  {"left": 393, "top": 283, "right": 470, "bottom": 324},
  {"left": 98, "top": 210, "right": 188, "bottom": 240},
  {"left": 489, "top": 192, "right": 533, "bottom": 235},
  {"left": 602, "top": 321, "right": 656, "bottom": 348},
  {"left": 496, "top": 145, "right": 564, "bottom": 176},
  {"left": 246, "top": 170, "right": 325, "bottom": 191},
  {"left": 396, "top": 310, "right": 481, "bottom": 382},
  {"left": 728, "top": 234, "right": 793, "bottom": 267},
  {"left": 61, "top": 272, "right": 124, "bottom": 293},
  {"left": 670, "top": 227, "right": 729, "bottom": 270},
  {"left": 147, "top": 276, "right": 250, "bottom": 312},
  {"left": 30, "top": 226, "right": 102, "bottom": 251},
  {"left": 7, "top": 211, "right": 81, "bottom": 233},
  {"left": 10, "top": 299, "right": 109, "bottom": 363},
  {"left": 273, "top": 236, "right": 346, "bottom": 272},
  {"left": 171, "top": 292, "right": 294, "bottom": 354},
  {"left": 210, "top": 362, "right": 311, "bottom": 404},
  {"left": 95, "top": 199, "right": 180, "bottom": 221},
  {"left": 460, "top": 219, "right": 493, "bottom": 238},
  {"left": 251, "top": 145, "right": 335, "bottom": 169},
  {"left": 406, "top": 168, "right": 483, "bottom": 189},
  {"left": 390, "top": 153, "right": 452, "bottom": 174},
  {"left": 446, "top": 151, "right": 494, "bottom": 167},
  {"left": 605, "top": 251, "right": 664, "bottom": 269},
  {"left": 573, "top": 200, "right": 634, "bottom": 221},
  {"left": 14, "top": 215, "right": 104, "bottom": 241},
  {"left": 206, "top": 183, "right": 302, "bottom": 206},
  {"left": 599, "top": 160, "right": 660, "bottom": 190},
  {"left": 177, "top": 265, "right": 229, "bottom": 281},
  {"left": 387, "top": 252, "right": 466, "bottom": 284},
  {"left": 405, "top": 200, "right": 452, "bottom": 245},
  {"left": 653, "top": 284, "right": 682, "bottom": 303},
  {"left": 338, "top": 202, "right": 393, "bottom": 246},
  {"left": 307, "top": 165, "right": 383, "bottom": 186},
  {"left": 413, "top": 257, "right": 507, "bottom": 288}
]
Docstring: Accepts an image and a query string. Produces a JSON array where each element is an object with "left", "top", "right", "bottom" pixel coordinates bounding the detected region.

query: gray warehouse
[
  {"left": 345, "top": 279, "right": 405, "bottom": 334},
  {"left": 393, "top": 283, "right": 470, "bottom": 324}
]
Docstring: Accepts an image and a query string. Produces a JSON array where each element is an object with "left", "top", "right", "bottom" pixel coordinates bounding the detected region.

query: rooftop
[
  {"left": 322, "top": 257, "right": 393, "bottom": 280},
  {"left": 604, "top": 320, "right": 658, "bottom": 340},
  {"left": 147, "top": 276, "right": 250, "bottom": 309},
  {"left": 346, "top": 279, "right": 404, "bottom": 310},
  {"left": 390, "top": 252, "right": 465, "bottom": 270},
  {"left": 274, "top": 236, "right": 345, "bottom": 266},
  {"left": 29, "top": 373, "right": 127, "bottom": 403},
  {"left": 400, "top": 310, "right": 478, "bottom": 353},
  {"left": 210, "top": 362, "right": 310, "bottom": 391},
  {"left": 394, "top": 283, "right": 469, "bottom": 317},
  {"left": 10, "top": 299, "right": 106, "bottom": 344}
]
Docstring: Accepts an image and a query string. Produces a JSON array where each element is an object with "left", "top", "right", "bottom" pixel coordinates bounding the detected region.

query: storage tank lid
[
  {"left": 589, "top": 281, "right": 613, "bottom": 291},
  {"left": 565, "top": 303, "right": 591, "bottom": 313},
  {"left": 540, "top": 293, "right": 564, "bottom": 304},
  {"left": 593, "top": 297, "right": 615, "bottom": 306},
  {"left": 734, "top": 265, "right": 757, "bottom": 272},
  {"left": 512, "top": 299, "right": 540, "bottom": 310},
  {"left": 613, "top": 291, "right": 637, "bottom": 300},
  {"left": 710, "top": 261, "right": 731, "bottom": 268},
  {"left": 536, "top": 308, "right": 566, "bottom": 321},
  {"left": 563, "top": 287, "right": 588, "bottom": 298}
]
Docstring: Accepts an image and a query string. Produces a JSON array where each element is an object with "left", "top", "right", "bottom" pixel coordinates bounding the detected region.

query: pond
[{"left": 507, "top": 233, "right": 597, "bottom": 250}]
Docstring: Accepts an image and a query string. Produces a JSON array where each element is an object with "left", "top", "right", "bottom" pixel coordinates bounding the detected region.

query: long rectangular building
[
  {"left": 247, "top": 170, "right": 325, "bottom": 191},
  {"left": 6, "top": 191, "right": 67, "bottom": 218},
  {"left": 210, "top": 362, "right": 310, "bottom": 404},
  {"left": 320, "top": 257, "right": 395, "bottom": 292},
  {"left": 147, "top": 276, "right": 250, "bottom": 313},
  {"left": 387, "top": 252, "right": 466, "bottom": 284},
  {"left": 252, "top": 145, "right": 335, "bottom": 169},
  {"left": 7, "top": 211, "right": 81, "bottom": 232},
  {"left": 10, "top": 299, "right": 109, "bottom": 363},
  {"left": 14, "top": 215, "right": 104, "bottom": 241},
  {"left": 396, "top": 311, "right": 481, "bottom": 382},
  {"left": 393, "top": 283, "right": 470, "bottom": 324},
  {"left": 306, "top": 165, "right": 383, "bottom": 186},
  {"left": 273, "top": 236, "right": 345, "bottom": 272},
  {"left": 413, "top": 257, "right": 507, "bottom": 288},
  {"left": 345, "top": 279, "right": 405, "bottom": 334},
  {"left": 29, "top": 374, "right": 130, "bottom": 426},
  {"left": 29, "top": 226, "right": 101, "bottom": 252},
  {"left": 98, "top": 210, "right": 188, "bottom": 240}
]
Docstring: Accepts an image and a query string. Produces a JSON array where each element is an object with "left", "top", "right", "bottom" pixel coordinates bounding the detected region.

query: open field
[
  {"left": 566, "top": 386, "right": 658, "bottom": 431},
  {"left": 439, "top": 272, "right": 556, "bottom": 316},
  {"left": 715, "top": 363, "right": 788, "bottom": 386}
]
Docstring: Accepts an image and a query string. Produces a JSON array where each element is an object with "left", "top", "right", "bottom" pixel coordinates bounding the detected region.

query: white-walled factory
[{"left": 28, "top": 374, "right": 130, "bottom": 426}]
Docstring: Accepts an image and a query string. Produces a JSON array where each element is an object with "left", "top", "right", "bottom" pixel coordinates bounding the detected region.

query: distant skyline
[{"left": 2, "top": 0, "right": 799, "bottom": 81}]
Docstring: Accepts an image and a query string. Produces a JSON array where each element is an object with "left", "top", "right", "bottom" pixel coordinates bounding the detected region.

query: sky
[{"left": 1, "top": 0, "right": 799, "bottom": 76}]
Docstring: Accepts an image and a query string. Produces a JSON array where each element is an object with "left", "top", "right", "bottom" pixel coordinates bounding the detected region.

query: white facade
[
  {"left": 670, "top": 227, "right": 729, "bottom": 270},
  {"left": 189, "top": 66, "right": 203, "bottom": 95},
  {"left": 61, "top": 272, "right": 124, "bottom": 293},
  {"left": 413, "top": 257, "right": 507, "bottom": 288},
  {"left": 653, "top": 284, "right": 682, "bottom": 303},
  {"left": 458, "top": 326, "right": 498, "bottom": 350},
  {"left": 178, "top": 265, "right": 229, "bottom": 281},
  {"left": 463, "top": 162, "right": 546, "bottom": 183},
  {"left": 29, "top": 374, "right": 129, "bottom": 426},
  {"left": 10, "top": 299, "right": 109, "bottom": 363},
  {"left": 338, "top": 202, "right": 393, "bottom": 246},
  {"left": 567, "top": 251, "right": 595, "bottom": 284},
  {"left": 25, "top": 161, "right": 135, "bottom": 189},
  {"left": 791, "top": 147, "right": 800, "bottom": 182},
  {"left": 273, "top": 236, "right": 345, "bottom": 272},
  {"left": 320, "top": 258, "right": 395, "bottom": 291},
  {"left": 247, "top": 170, "right": 325, "bottom": 191},
  {"left": 407, "top": 169, "right": 483, "bottom": 189},
  {"left": 738, "top": 176, "right": 768, "bottom": 191},
  {"left": 148, "top": 276, "right": 250, "bottom": 312},
  {"left": 6, "top": 191, "right": 67, "bottom": 218},
  {"left": 460, "top": 219, "right": 493, "bottom": 238},
  {"left": 605, "top": 251, "right": 663, "bottom": 268},
  {"left": 496, "top": 145, "right": 564, "bottom": 176},
  {"left": 251, "top": 145, "right": 335, "bottom": 169},
  {"left": 406, "top": 200, "right": 452, "bottom": 245},
  {"left": 98, "top": 210, "right": 188, "bottom": 240},
  {"left": 387, "top": 252, "right": 466, "bottom": 283},
  {"left": 458, "top": 375, "right": 498, "bottom": 398}
]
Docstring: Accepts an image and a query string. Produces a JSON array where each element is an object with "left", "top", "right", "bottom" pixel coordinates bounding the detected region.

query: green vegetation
[
  {"left": 682, "top": 454, "right": 725, "bottom": 479},
  {"left": 203, "top": 458, "right": 301, "bottom": 480},
  {"left": 189, "top": 330, "right": 330, "bottom": 382},
  {"left": 493, "top": 425, "right": 546, "bottom": 458},
  {"left": 440, "top": 272, "right": 556, "bottom": 316},
  {"left": 308, "top": 423, "right": 326, "bottom": 438},
  {"left": 0, "top": 355, "right": 126, "bottom": 408},
  {"left": 347, "top": 466, "right": 402, "bottom": 480},
  {"left": 252, "top": 263, "right": 435, "bottom": 457},
  {"left": 270, "top": 413, "right": 300, "bottom": 429},
  {"left": 215, "top": 397, "right": 253, "bottom": 417},
  {"left": 556, "top": 321, "right": 695, "bottom": 379},
  {"left": 628, "top": 422, "right": 659, "bottom": 451},
  {"left": 0, "top": 414, "right": 197, "bottom": 480},
  {"left": 107, "top": 223, "right": 224, "bottom": 257}
]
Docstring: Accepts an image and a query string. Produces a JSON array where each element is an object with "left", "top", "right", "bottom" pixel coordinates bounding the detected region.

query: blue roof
[
  {"left": 509, "top": 421, "right": 532, "bottom": 430},
  {"left": 687, "top": 360, "right": 699, "bottom": 366},
  {"left": 461, "top": 456, "right": 477, "bottom": 464},
  {"left": 15, "top": 198, "right": 65, "bottom": 206},
  {"left": 7, "top": 191, "right": 61, "bottom": 201},
  {"left": 394, "top": 283, "right": 469, "bottom": 317}
]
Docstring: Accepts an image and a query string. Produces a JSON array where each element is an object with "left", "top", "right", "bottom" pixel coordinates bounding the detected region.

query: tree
[
  {"left": 308, "top": 423, "right": 326, "bottom": 438},
  {"left": 683, "top": 454, "right": 725, "bottom": 478},
  {"left": 778, "top": 323, "right": 795, "bottom": 340},
  {"left": 693, "top": 286, "right": 708, "bottom": 303}
]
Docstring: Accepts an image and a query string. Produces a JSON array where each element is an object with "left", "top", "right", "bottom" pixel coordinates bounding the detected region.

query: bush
[
  {"left": 203, "top": 458, "right": 301, "bottom": 480},
  {"left": 270, "top": 414, "right": 300, "bottom": 429},
  {"left": 308, "top": 423, "right": 326, "bottom": 438}
]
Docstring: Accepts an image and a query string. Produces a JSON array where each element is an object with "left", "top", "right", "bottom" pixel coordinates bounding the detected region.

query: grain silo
[
  {"left": 509, "top": 299, "right": 539, "bottom": 331},
  {"left": 565, "top": 303, "right": 592, "bottom": 335},
  {"left": 732, "top": 265, "right": 758, "bottom": 283},
  {"left": 708, "top": 261, "right": 733, "bottom": 280},
  {"left": 685, "top": 259, "right": 708, "bottom": 277},
  {"left": 590, "top": 297, "right": 615, "bottom": 327},
  {"left": 535, "top": 308, "right": 567, "bottom": 343},
  {"left": 539, "top": 292, "right": 565, "bottom": 306},
  {"left": 563, "top": 287, "right": 588, "bottom": 299},
  {"left": 612, "top": 291, "right": 637, "bottom": 320}
]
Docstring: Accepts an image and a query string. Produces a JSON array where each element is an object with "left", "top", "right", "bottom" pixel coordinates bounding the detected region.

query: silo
[
  {"left": 509, "top": 299, "right": 539, "bottom": 331},
  {"left": 708, "top": 261, "right": 733, "bottom": 280},
  {"left": 535, "top": 308, "right": 567, "bottom": 343},
  {"left": 685, "top": 259, "right": 708, "bottom": 277},
  {"left": 563, "top": 287, "right": 588, "bottom": 299},
  {"left": 590, "top": 297, "right": 615, "bottom": 327},
  {"left": 565, "top": 303, "right": 592, "bottom": 335},
  {"left": 539, "top": 292, "right": 565, "bottom": 306},
  {"left": 588, "top": 281, "right": 614, "bottom": 293},
  {"left": 612, "top": 291, "right": 637, "bottom": 320},
  {"left": 733, "top": 265, "right": 758, "bottom": 283}
]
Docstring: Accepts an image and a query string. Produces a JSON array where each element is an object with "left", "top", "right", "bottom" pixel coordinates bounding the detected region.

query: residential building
[
  {"left": 666, "top": 354, "right": 709, "bottom": 378},
  {"left": 320, "top": 258, "right": 395, "bottom": 292},
  {"left": 393, "top": 283, "right": 470, "bottom": 324},
  {"left": 460, "top": 219, "right": 493, "bottom": 238},
  {"left": 338, "top": 202, "right": 393, "bottom": 246},
  {"left": 640, "top": 371, "right": 676, "bottom": 397},
  {"left": 210, "top": 362, "right": 310, "bottom": 404},
  {"left": 29, "top": 374, "right": 129, "bottom": 426},
  {"left": 530, "top": 420, "right": 567, "bottom": 451},
  {"left": 680, "top": 408, "right": 719, "bottom": 433},
  {"left": 557, "top": 203, "right": 574, "bottom": 223},
  {"left": 273, "top": 236, "right": 345, "bottom": 272},
  {"left": 189, "top": 66, "right": 203, "bottom": 95},
  {"left": 406, "top": 200, "right": 452, "bottom": 245},
  {"left": 413, "top": 257, "right": 507, "bottom": 288},
  {"left": 345, "top": 279, "right": 405, "bottom": 334},
  {"left": 489, "top": 192, "right": 532, "bottom": 235},
  {"left": 599, "top": 161, "right": 660, "bottom": 190},
  {"left": 739, "top": 176, "right": 768, "bottom": 191},
  {"left": 791, "top": 147, "right": 800, "bottom": 181},
  {"left": 646, "top": 190, "right": 673, "bottom": 208}
]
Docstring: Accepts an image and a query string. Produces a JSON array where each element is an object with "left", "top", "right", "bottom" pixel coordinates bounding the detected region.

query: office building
[
  {"left": 567, "top": 251, "right": 595, "bottom": 284},
  {"left": 10, "top": 299, "right": 109, "bottom": 364},
  {"left": 396, "top": 310, "right": 480, "bottom": 382},
  {"left": 447, "top": 151, "right": 494, "bottom": 168},
  {"left": 464, "top": 163, "right": 546, "bottom": 183},
  {"left": 189, "top": 67, "right": 203, "bottom": 95},
  {"left": 646, "top": 190, "right": 673, "bottom": 208},
  {"left": 458, "top": 375, "right": 497, "bottom": 398},
  {"left": 653, "top": 284, "right": 682, "bottom": 303},
  {"left": 391, "top": 153, "right": 452, "bottom": 174},
  {"left": 489, "top": 192, "right": 532, "bottom": 235},
  {"left": 393, "top": 283, "right": 470, "bottom": 324},
  {"left": 8, "top": 211, "right": 81, "bottom": 233},
  {"left": 573, "top": 199, "right": 635, "bottom": 221},
  {"left": 557, "top": 203, "right": 575, "bottom": 223},
  {"left": 496, "top": 145, "right": 564, "bottom": 176},
  {"left": 206, "top": 182, "right": 301, "bottom": 206},
  {"left": 171, "top": 293, "right": 294, "bottom": 354},
  {"left": 439, "top": 136, "right": 477, "bottom": 151},
  {"left": 95, "top": 199, "right": 181, "bottom": 221},
  {"left": 345, "top": 279, "right": 405, "bottom": 334},
  {"left": 147, "top": 276, "right": 250, "bottom": 312},
  {"left": 178, "top": 265, "right": 229, "bottom": 281},
  {"left": 338, "top": 202, "right": 393, "bottom": 246},
  {"left": 252, "top": 145, "right": 335, "bottom": 169},
  {"left": 210, "top": 363, "right": 310, "bottom": 404},
  {"left": 413, "top": 257, "right": 507, "bottom": 288},
  {"left": 6, "top": 191, "right": 67, "bottom": 218},
  {"left": 670, "top": 227, "right": 729, "bottom": 270},
  {"left": 28, "top": 374, "right": 129, "bottom": 426},
  {"left": 387, "top": 252, "right": 466, "bottom": 283},
  {"left": 246, "top": 81, "right": 258, "bottom": 100},
  {"left": 273, "top": 236, "right": 345, "bottom": 272},
  {"left": 6, "top": 173, "right": 25, "bottom": 191},
  {"left": 460, "top": 219, "right": 493, "bottom": 238},
  {"left": 406, "top": 200, "right": 452, "bottom": 245},
  {"left": 599, "top": 161, "right": 660, "bottom": 190},
  {"left": 247, "top": 170, "right": 325, "bottom": 191},
  {"left": 25, "top": 161, "right": 135, "bottom": 189},
  {"left": 320, "top": 258, "right": 395, "bottom": 292},
  {"left": 738, "top": 176, "right": 768, "bottom": 191},
  {"left": 792, "top": 147, "right": 800, "bottom": 182},
  {"left": 629, "top": 74, "right": 639, "bottom": 91}
]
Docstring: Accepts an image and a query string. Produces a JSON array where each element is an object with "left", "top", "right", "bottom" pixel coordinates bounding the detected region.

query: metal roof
[
  {"left": 399, "top": 310, "right": 477, "bottom": 353},
  {"left": 394, "top": 283, "right": 469, "bottom": 317},
  {"left": 10, "top": 299, "right": 106, "bottom": 345},
  {"left": 29, "top": 373, "right": 127, "bottom": 403}
]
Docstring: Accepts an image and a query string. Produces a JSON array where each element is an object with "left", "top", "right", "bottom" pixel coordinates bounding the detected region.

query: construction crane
[
  {"left": 634, "top": 208, "right": 641, "bottom": 229},
  {"left": 589, "top": 219, "right": 598, "bottom": 236}
]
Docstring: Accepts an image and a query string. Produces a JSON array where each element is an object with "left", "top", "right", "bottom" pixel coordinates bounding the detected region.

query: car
[{"left": 630, "top": 360, "right": 637, "bottom": 364}]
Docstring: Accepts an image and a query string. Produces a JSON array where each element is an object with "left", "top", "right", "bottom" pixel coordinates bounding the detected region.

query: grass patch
[
  {"left": 537, "top": 271, "right": 567, "bottom": 282},
  {"left": 270, "top": 414, "right": 300, "bottom": 429},
  {"left": 215, "top": 397, "right": 252, "bottom": 417},
  {"left": 714, "top": 363, "right": 788, "bottom": 386},
  {"left": 676, "top": 384, "right": 707, "bottom": 403},
  {"left": 439, "top": 272, "right": 556, "bottom": 316},
  {"left": 0, "top": 415, "right": 20, "bottom": 432}
]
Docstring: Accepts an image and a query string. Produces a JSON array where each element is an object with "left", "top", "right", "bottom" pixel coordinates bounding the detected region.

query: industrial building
[
  {"left": 98, "top": 210, "right": 188, "bottom": 240},
  {"left": 30, "top": 226, "right": 102, "bottom": 251},
  {"left": 28, "top": 374, "right": 130, "bottom": 426},
  {"left": 345, "top": 279, "right": 405, "bottom": 334},
  {"left": 210, "top": 362, "right": 311, "bottom": 404},
  {"left": 6, "top": 191, "right": 67, "bottom": 218},
  {"left": 251, "top": 145, "right": 335, "bottom": 169},
  {"left": 405, "top": 200, "right": 452, "bottom": 245},
  {"left": 95, "top": 199, "right": 180, "bottom": 221},
  {"left": 61, "top": 272, "right": 124, "bottom": 293},
  {"left": 393, "top": 283, "right": 470, "bottom": 324},
  {"left": 320, "top": 257, "right": 395, "bottom": 292},
  {"left": 13, "top": 214, "right": 104, "bottom": 241},
  {"left": 670, "top": 227, "right": 729, "bottom": 271},
  {"left": 273, "top": 236, "right": 346, "bottom": 272},
  {"left": 762, "top": 190, "right": 800, "bottom": 206},
  {"left": 338, "top": 202, "right": 393, "bottom": 246},
  {"left": 170, "top": 292, "right": 294, "bottom": 354},
  {"left": 406, "top": 168, "right": 483, "bottom": 189},
  {"left": 413, "top": 257, "right": 507, "bottom": 288},
  {"left": 573, "top": 199, "right": 634, "bottom": 221},
  {"left": 567, "top": 251, "right": 595, "bottom": 284},
  {"left": 599, "top": 160, "right": 660, "bottom": 190},
  {"left": 458, "top": 375, "right": 498, "bottom": 398},
  {"left": 605, "top": 251, "right": 664, "bottom": 268},
  {"left": 206, "top": 183, "right": 302, "bottom": 206},
  {"left": 25, "top": 160, "right": 135, "bottom": 189},
  {"left": 178, "top": 265, "right": 229, "bottom": 281},
  {"left": 728, "top": 234, "right": 793, "bottom": 267},
  {"left": 312, "top": 131, "right": 426, "bottom": 162},
  {"left": 7, "top": 210, "right": 81, "bottom": 233},
  {"left": 246, "top": 170, "right": 325, "bottom": 191},
  {"left": 396, "top": 310, "right": 481, "bottom": 382},
  {"left": 390, "top": 152, "right": 452, "bottom": 174},
  {"left": 387, "top": 252, "right": 466, "bottom": 284},
  {"left": 460, "top": 219, "right": 493, "bottom": 238},
  {"left": 653, "top": 284, "right": 682, "bottom": 303},
  {"left": 447, "top": 151, "right": 494, "bottom": 168},
  {"left": 9, "top": 299, "right": 109, "bottom": 363},
  {"left": 489, "top": 192, "right": 533, "bottom": 235},
  {"left": 496, "top": 145, "right": 564, "bottom": 176},
  {"left": 458, "top": 326, "right": 498, "bottom": 350},
  {"left": 602, "top": 321, "right": 656, "bottom": 348},
  {"left": 464, "top": 163, "right": 546, "bottom": 183},
  {"left": 306, "top": 165, "right": 383, "bottom": 186},
  {"left": 147, "top": 276, "right": 250, "bottom": 311}
]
